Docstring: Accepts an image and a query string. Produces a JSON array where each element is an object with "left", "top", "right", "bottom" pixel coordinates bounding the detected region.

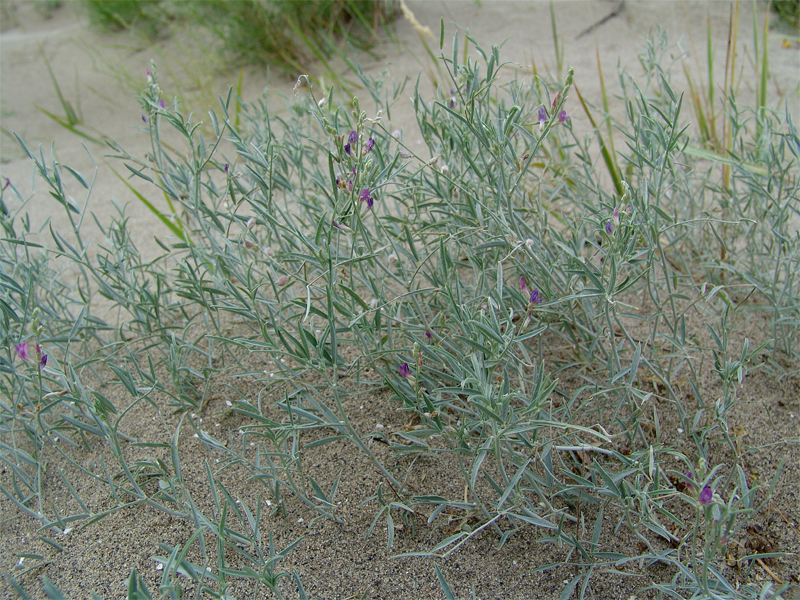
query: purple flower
[
  {"left": 345, "top": 130, "right": 357, "bottom": 155},
  {"left": 699, "top": 485, "right": 713, "bottom": 505},
  {"left": 141, "top": 114, "right": 148, "bottom": 124},
  {"left": 158, "top": 98, "right": 167, "bottom": 109},
  {"left": 224, "top": 164, "right": 230, "bottom": 175},
  {"left": 359, "top": 188, "right": 374, "bottom": 210},
  {"left": 15, "top": 342, "right": 29, "bottom": 361},
  {"left": 425, "top": 330, "right": 432, "bottom": 340},
  {"left": 520, "top": 275, "right": 528, "bottom": 292},
  {"left": 40, "top": 354, "right": 47, "bottom": 369},
  {"left": 399, "top": 362, "right": 411, "bottom": 378},
  {"left": 364, "top": 138, "right": 375, "bottom": 154},
  {"left": 605, "top": 220, "right": 614, "bottom": 235},
  {"left": 529, "top": 289, "right": 542, "bottom": 304},
  {"left": 685, "top": 472, "right": 693, "bottom": 490},
  {"left": 557, "top": 110, "right": 570, "bottom": 124},
  {"left": 538, "top": 106, "right": 547, "bottom": 125},
  {"left": 551, "top": 91, "right": 561, "bottom": 109}
]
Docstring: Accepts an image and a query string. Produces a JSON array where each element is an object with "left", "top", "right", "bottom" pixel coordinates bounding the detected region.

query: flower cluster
[
  {"left": 336, "top": 167, "right": 357, "bottom": 193},
  {"left": 344, "top": 130, "right": 375, "bottom": 157},
  {"left": 14, "top": 341, "right": 47, "bottom": 370},
  {"left": 536, "top": 86, "right": 572, "bottom": 131},
  {"left": 538, "top": 105, "right": 570, "bottom": 129}
]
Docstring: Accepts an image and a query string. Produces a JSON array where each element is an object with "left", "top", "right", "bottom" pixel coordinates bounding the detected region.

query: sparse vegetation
[{"left": 1, "top": 6, "right": 798, "bottom": 600}]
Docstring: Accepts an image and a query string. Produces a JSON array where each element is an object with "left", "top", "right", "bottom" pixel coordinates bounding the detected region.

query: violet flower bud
[
  {"left": 359, "top": 188, "right": 374, "bottom": 210},
  {"left": 15, "top": 342, "right": 29, "bottom": 361},
  {"left": 345, "top": 130, "right": 357, "bottom": 155},
  {"left": 399, "top": 363, "right": 411, "bottom": 378}
]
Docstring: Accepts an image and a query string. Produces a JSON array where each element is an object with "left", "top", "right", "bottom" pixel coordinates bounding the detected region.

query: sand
[{"left": 1, "top": 1, "right": 799, "bottom": 598}]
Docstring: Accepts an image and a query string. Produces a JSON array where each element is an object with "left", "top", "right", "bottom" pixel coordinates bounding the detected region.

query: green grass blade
[{"left": 109, "top": 166, "right": 188, "bottom": 242}]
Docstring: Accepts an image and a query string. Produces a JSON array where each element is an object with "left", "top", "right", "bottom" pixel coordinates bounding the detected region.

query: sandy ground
[{"left": 1, "top": 1, "right": 799, "bottom": 599}]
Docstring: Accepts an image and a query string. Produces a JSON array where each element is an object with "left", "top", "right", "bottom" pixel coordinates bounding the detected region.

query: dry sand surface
[{"left": 1, "top": 1, "right": 799, "bottom": 598}]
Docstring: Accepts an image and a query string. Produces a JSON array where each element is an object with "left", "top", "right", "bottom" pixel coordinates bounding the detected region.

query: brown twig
[
  {"left": 756, "top": 558, "right": 784, "bottom": 585},
  {"left": 576, "top": 0, "right": 624, "bottom": 40}
]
